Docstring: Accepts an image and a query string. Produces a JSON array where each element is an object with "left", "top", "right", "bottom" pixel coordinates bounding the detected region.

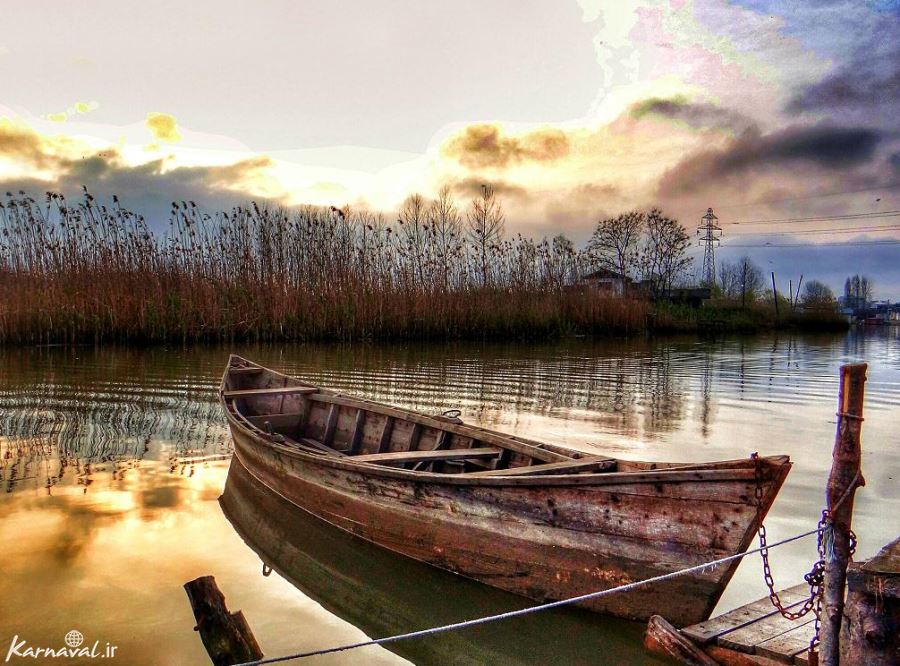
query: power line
[
  {"left": 712, "top": 182, "right": 900, "bottom": 210},
  {"left": 725, "top": 239, "right": 900, "bottom": 248},
  {"left": 730, "top": 211, "right": 900, "bottom": 226},
  {"left": 729, "top": 224, "right": 900, "bottom": 237}
]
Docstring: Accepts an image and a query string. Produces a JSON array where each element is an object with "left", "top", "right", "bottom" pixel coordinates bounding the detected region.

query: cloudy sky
[{"left": 1, "top": 0, "right": 898, "bottom": 295}]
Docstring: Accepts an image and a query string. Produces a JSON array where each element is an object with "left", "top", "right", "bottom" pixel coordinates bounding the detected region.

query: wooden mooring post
[
  {"left": 645, "top": 363, "right": 874, "bottom": 666},
  {"left": 184, "top": 575, "right": 264, "bottom": 666},
  {"left": 820, "top": 363, "right": 866, "bottom": 666}
]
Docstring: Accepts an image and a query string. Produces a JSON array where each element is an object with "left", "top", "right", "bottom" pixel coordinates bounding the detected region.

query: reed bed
[{"left": 0, "top": 191, "right": 649, "bottom": 344}]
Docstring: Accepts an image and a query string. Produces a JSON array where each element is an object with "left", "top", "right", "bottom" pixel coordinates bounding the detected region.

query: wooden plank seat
[
  {"left": 351, "top": 447, "right": 501, "bottom": 466},
  {"left": 467, "top": 457, "right": 617, "bottom": 477},
  {"left": 228, "top": 366, "right": 264, "bottom": 374},
  {"left": 223, "top": 387, "right": 318, "bottom": 398},
  {"left": 297, "top": 437, "right": 347, "bottom": 457},
  {"left": 245, "top": 413, "right": 306, "bottom": 430}
]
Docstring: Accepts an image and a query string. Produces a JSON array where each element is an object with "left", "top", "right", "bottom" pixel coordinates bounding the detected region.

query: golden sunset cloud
[
  {"left": 145, "top": 112, "right": 182, "bottom": 143},
  {"left": 43, "top": 100, "right": 100, "bottom": 123}
]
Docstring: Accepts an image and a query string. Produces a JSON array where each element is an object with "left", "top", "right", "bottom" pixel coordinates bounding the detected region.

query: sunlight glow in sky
[{"left": 1, "top": 0, "right": 898, "bottom": 293}]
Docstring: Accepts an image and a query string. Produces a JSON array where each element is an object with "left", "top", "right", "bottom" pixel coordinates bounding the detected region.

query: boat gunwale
[{"left": 220, "top": 356, "right": 792, "bottom": 489}]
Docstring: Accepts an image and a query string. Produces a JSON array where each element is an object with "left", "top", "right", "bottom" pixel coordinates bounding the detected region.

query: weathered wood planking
[
  {"left": 754, "top": 620, "right": 815, "bottom": 662},
  {"left": 680, "top": 584, "right": 817, "bottom": 664},
  {"left": 645, "top": 615, "right": 720, "bottom": 666},
  {"left": 842, "top": 536, "right": 900, "bottom": 666},
  {"left": 717, "top": 604, "right": 813, "bottom": 653},
  {"left": 352, "top": 448, "right": 501, "bottom": 465},
  {"left": 467, "top": 457, "right": 617, "bottom": 477},
  {"left": 223, "top": 386, "right": 317, "bottom": 398},
  {"left": 245, "top": 413, "right": 305, "bottom": 431},
  {"left": 682, "top": 584, "right": 809, "bottom": 644}
]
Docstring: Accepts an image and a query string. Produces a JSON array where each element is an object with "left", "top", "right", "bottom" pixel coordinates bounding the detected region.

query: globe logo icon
[{"left": 64, "top": 630, "right": 84, "bottom": 648}]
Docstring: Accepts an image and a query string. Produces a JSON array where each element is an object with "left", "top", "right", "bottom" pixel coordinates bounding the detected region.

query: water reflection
[
  {"left": 220, "top": 457, "right": 665, "bottom": 666},
  {"left": 0, "top": 331, "right": 897, "bottom": 664},
  {"left": 0, "top": 347, "right": 231, "bottom": 493}
]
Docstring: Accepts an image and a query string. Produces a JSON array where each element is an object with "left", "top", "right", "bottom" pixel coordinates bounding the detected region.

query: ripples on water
[{"left": 0, "top": 329, "right": 897, "bottom": 664}]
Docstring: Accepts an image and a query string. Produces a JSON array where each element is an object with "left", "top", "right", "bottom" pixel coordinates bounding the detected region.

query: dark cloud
[
  {"left": 630, "top": 97, "right": 752, "bottom": 132},
  {"left": 788, "top": 12, "right": 900, "bottom": 125},
  {"left": 442, "top": 123, "right": 570, "bottom": 168},
  {"left": 890, "top": 152, "right": 900, "bottom": 174},
  {"left": 658, "top": 123, "right": 884, "bottom": 195},
  {"left": 448, "top": 176, "right": 531, "bottom": 201},
  {"left": 0, "top": 120, "right": 78, "bottom": 170},
  {"left": 0, "top": 122, "right": 278, "bottom": 229}
]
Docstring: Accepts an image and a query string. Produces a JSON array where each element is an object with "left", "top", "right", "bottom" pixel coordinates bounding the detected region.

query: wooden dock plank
[
  {"left": 755, "top": 619, "right": 815, "bottom": 662},
  {"left": 717, "top": 598, "right": 814, "bottom": 654},
  {"left": 682, "top": 584, "right": 808, "bottom": 644},
  {"left": 793, "top": 647, "right": 811, "bottom": 665}
]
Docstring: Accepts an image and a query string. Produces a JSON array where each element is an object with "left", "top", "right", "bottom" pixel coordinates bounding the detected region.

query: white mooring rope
[{"left": 235, "top": 526, "right": 822, "bottom": 665}]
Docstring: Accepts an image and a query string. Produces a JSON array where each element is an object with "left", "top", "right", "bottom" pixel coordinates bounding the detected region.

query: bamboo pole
[{"left": 819, "top": 363, "right": 867, "bottom": 666}]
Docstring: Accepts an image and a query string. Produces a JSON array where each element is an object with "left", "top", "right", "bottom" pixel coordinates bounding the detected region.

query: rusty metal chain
[
  {"left": 750, "top": 452, "right": 859, "bottom": 662},
  {"left": 751, "top": 453, "right": 825, "bottom": 621}
]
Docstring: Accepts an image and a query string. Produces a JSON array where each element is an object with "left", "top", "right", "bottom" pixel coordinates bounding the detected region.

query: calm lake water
[{"left": 1, "top": 330, "right": 898, "bottom": 665}]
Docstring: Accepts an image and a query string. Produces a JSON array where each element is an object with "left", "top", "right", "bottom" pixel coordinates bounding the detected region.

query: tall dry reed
[{"left": 0, "top": 190, "right": 649, "bottom": 344}]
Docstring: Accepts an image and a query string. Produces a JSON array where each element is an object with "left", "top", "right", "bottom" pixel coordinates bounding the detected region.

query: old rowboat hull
[
  {"left": 221, "top": 356, "right": 791, "bottom": 627},
  {"left": 220, "top": 457, "right": 652, "bottom": 666}
]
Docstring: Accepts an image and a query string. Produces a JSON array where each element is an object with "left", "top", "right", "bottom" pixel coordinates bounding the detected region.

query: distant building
[
  {"left": 578, "top": 268, "right": 632, "bottom": 297},
  {"left": 861, "top": 302, "right": 899, "bottom": 325}
]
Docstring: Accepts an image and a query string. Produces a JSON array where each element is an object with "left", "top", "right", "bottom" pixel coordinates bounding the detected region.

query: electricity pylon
[{"left": 697, "top": 208, "right": 721, "bottom": 287}]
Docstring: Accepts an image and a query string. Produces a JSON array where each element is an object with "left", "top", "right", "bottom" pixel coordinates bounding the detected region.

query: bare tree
[
  {"left": 844, "top": 274, "right": 873, "bottom": 309},
  {"left": 427, "top": 185, "right": 462, "bottom": 290},
  {"left": 466, "top": 184, "right": 505, "bottom": 287},
  {"left": 587, "top": 211, "right": 643, "bottom": 279},
  {"left": 719, "top": 255, "right": 764, "bottom": 305},
  {"left": 540, "top": 234, "right": 578, "bottom": 289},
  {"left": 802, "top": 280, "right": 835, "bottom": 307},
  {"left": 639, "top": 209, "right": 693, "bottom": 296},
  {"left": 398, "top": 193, "right": 429, "bottom": 286}
]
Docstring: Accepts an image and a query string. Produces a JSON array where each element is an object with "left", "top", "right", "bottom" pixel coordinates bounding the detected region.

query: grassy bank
[
  {"left": 0, "top": 192, "right": 845, "bottom": 344},
  {"left": 652, "top": 300, "right": 848, "bottom": 334}
]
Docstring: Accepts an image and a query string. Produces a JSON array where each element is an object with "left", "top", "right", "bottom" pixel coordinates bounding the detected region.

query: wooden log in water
[
  {"left": 819, "top": 363, "right": 867, "bottom": 666},
  {"left": 644, "top": 615, "right": 720, "bottom": 666},
  {"left": 184, "top": 575, "right": 263, "bottom": 666}
]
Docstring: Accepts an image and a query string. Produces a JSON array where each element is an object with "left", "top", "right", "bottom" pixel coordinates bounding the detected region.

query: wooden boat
[
  {"left": 220, "top": 457, "right": 650, "bottom": 666},
  {"left": 220, "top": 355, "right": 791, "bottom": 626}
]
